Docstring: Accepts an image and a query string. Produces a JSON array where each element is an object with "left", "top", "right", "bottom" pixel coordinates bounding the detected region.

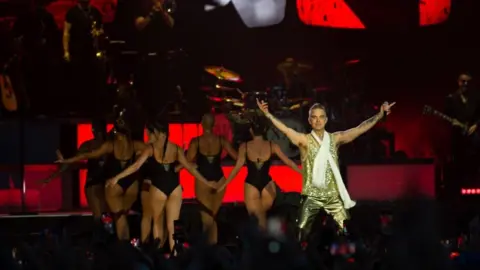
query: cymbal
[
  {"left": 277, "top": 58, "right": 313, "bottom": 74},
  {"left": 205, "top": 66, "right": 242, "bottom": 82},
  {"left": 200, "top": 85, "right": 239, "bottom": 92}
]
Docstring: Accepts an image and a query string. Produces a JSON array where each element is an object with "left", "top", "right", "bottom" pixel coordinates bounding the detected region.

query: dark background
[{"left": 1, "top": 0, "right": 480, "bottom": 160}]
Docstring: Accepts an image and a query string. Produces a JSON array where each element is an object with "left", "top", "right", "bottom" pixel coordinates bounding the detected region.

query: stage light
[
  {"left": 296, "top": 0, "right": 365, "bottom": 29},
  {"left": 450, "top": 251, "right": 460, "bottom": 259},
  {"left": 461, "top": 189, "right": 480, "bottom": 195},
  {"left": 297, "top": 0, "right": 450, "bottom": 29},
  {"left": 203, "top": 0, "right": 286, "bottom": 27},
  {"left": 205, "top": 0, "right": 231, "bottom": 11},
  {"left": 204, "top": 5, "right": 217, "bottom": 12},
  {"left": 214, "top": 0, "right": 231, "bottom": 6},
  {"left": 232, "top": 0, "right": 286, "bottom": 28},
  {"left": 419, "top": 0, "right": 451, "bottom": 26}
]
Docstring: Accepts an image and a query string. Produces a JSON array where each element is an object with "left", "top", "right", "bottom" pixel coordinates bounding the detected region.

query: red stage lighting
[
  {"left": 296, "top": 0, "right": 450, "bottom": 28},
  {"left": 77, "top": 123, "right": 303, "bottom": 206},
  {"left": 419, "top": 0, "right": 451, "bottom": 26},
  {"left": 461, "top": 188, "right": 480, "bottom": 195},
  {"left": 296, "top": 0, "right": 365, "bottom": 29}
]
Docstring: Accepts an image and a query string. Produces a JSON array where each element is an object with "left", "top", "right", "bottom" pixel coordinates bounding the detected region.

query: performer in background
[
  {"left": 445, "top": 72, "right": 480, "bottom": 193},
  {"left": 276, "top": 57, "right": 313, "bottom": 99},
  {"left": 43, "top": 120, "right": 108, "bottom": 240},
  {"left": 186, "top": 113, "right": 238, "bottom": 244},
  {"left": 257, "top": 99, "right": 394, "bottom": 241},
  {"left": 106, "top": 119, "right": 215, "bottom": 253},
  {"left": 134, "top": 0, "right": 175, "bottom": 118},
  {"left": 12, "top": 0, "right": 60, "bottom": 114},
  {"left": 58, "top": 120, "right": 146, "bottom": 241},
  {"left": 113, "top": 85, "right": 147, "bottom": 142},
  {"left": 219, "top": 117, "right": 302, "bottom": 230},
  {"left": 63, "top": 0, "right": 104, "bottom": 115}
]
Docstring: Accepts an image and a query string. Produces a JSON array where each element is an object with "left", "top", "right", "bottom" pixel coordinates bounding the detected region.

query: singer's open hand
[
  {"left": 256, "top": 98, "right": 270, "bottom": 115},
  {"left": 54, "top": 150, "right": 65, "bottom": 163},
  {"left": 468, "top": 124, "right": 477, "bottom": 135},
  {"left": 380, "top": 102, "right": 395, "bottom": 116}
]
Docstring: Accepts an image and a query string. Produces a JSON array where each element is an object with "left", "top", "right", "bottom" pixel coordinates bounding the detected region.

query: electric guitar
[
  {"left": 0, "top": 56, "right": 18, "bottom": 112},
  {"left": 423, "top": 105, "right": 476, "bottom": 136}
]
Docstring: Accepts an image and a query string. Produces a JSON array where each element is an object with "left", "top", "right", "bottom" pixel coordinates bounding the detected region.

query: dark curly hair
[
  {"left": 113, "top": 119, "right": 130, "bottom": 135},
  {"left": 146, "top": 118, "right": 170, "bottom": 161},
  {"left": 91, "top": 119, "right": 107, "bottom": 138},
  {"left": 146, "top": 119, "right": 169, "bottom": 135},
  {"left": 250, "top": 115, "right": 268, "bottom": 136}
]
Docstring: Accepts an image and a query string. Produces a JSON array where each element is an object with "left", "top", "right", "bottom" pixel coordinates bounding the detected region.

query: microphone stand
[
  {"left": 4, "top": 53, "right": 30, "bottom": 214},
  {"left": 17, "top": 108, "right": 31, "bottom": 214}
]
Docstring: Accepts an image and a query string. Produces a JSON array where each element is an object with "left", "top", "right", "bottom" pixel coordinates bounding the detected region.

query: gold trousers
[{"left": 297, "top": 194, "right": 348, "bottom": 241}]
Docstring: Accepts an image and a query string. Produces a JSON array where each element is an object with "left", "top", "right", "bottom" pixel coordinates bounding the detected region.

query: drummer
[{"left": 276, "top": 57, "right": 312, "bottom": 99}]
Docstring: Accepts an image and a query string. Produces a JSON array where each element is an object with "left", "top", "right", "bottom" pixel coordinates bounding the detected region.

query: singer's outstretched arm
[
  {"left": 333, "top": 112, "right": 384, "bottom": 145},
  {"left": 257, "top": 98, "right": 307, "bottom": 146},
  {"left": 333, "top": 102, "right": 395, "bottom": 145}
]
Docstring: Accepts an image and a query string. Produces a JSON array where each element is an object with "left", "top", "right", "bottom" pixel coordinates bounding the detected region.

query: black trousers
[
  {"left": 68, "top": 55, "right": 106, "bottom": 116},
  {"left": 21, "top": 52, "right": 59, "bottom": 114},
  {"left": 136, "top": 54, "right": 172, "bottom": 120}
]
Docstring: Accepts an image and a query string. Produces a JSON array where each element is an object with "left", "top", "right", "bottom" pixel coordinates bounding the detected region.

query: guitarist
[
  {"left": 445, "top": 72, "right": 480, "bottom": 192},
  {"left": 12, "top": 1, "right": 60, "bottom": 114}
]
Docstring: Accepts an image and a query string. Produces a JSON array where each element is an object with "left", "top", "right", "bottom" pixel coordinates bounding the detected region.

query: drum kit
[{"left": 201, "top": 59, "right": 316, "bottom": 157}]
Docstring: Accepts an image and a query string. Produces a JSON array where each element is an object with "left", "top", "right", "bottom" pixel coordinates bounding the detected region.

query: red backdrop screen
[
  {"left": 77, "top": 124, "right": 436, "bottom": 206},
  {"left": 347, "top": 164, "right": 435, "bottom": 201},
  {"left": 296, "top": 0, "right": 450, "bottom": 28},
  {"left": 0, "top": 165, "right": 62, "bottom": 212},
  {"left": 77, "top": 123, "right": 303, "bottom": 206}
]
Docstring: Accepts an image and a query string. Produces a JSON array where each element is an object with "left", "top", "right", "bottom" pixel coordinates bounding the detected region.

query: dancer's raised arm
[
  {"left": 272, "top": 143, "right": 302, "bottom": 174},
  {"left": 56, "top": 142, "right": 111, "bottom": 164}
]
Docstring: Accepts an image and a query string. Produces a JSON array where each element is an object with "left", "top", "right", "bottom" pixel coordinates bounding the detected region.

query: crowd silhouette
[{"left": 2, "top": 193, "right": 476, "bottom": 270}]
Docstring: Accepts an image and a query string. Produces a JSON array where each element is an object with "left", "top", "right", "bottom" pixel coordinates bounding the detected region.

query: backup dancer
[
  {"left": 44, "top": 121, "right": 108, "bottom": 240},
  {"left": 58, "top": 121, "right": 146, "bottom": 241},
  {"left": 186, "top": 113, "right": 238, "bottom": 244},
  {"left": 219, "top": 118, "right": 301, "bottom": 230},
  {"left": 106, "top": 119, "right": 215, "bottom": 253}
]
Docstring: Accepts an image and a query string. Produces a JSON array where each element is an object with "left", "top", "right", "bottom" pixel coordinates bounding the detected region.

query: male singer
[{"left": 257, "top": 99, "right": 394, "bottom": 242}]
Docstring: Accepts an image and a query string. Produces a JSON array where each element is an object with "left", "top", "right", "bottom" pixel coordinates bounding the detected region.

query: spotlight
[{"left": 461, "top": 188, "right": 480, "bottom": 195}]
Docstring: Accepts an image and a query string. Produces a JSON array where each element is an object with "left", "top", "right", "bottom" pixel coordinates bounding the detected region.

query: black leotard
[
  {"left": 103, "top": 142, "right": 137, "bottom": 191},
  {"left": 85, "top": 157, "right": 105, "bottom": 188},
  {"left": 147, "top": 144, "right": 180, "bottom": 196},
  {"left": 196, "top": 137, "right": 224, "bottom": 182},
  {"left": 245, "top": 142, "right": 273, "bottom": 192}
]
